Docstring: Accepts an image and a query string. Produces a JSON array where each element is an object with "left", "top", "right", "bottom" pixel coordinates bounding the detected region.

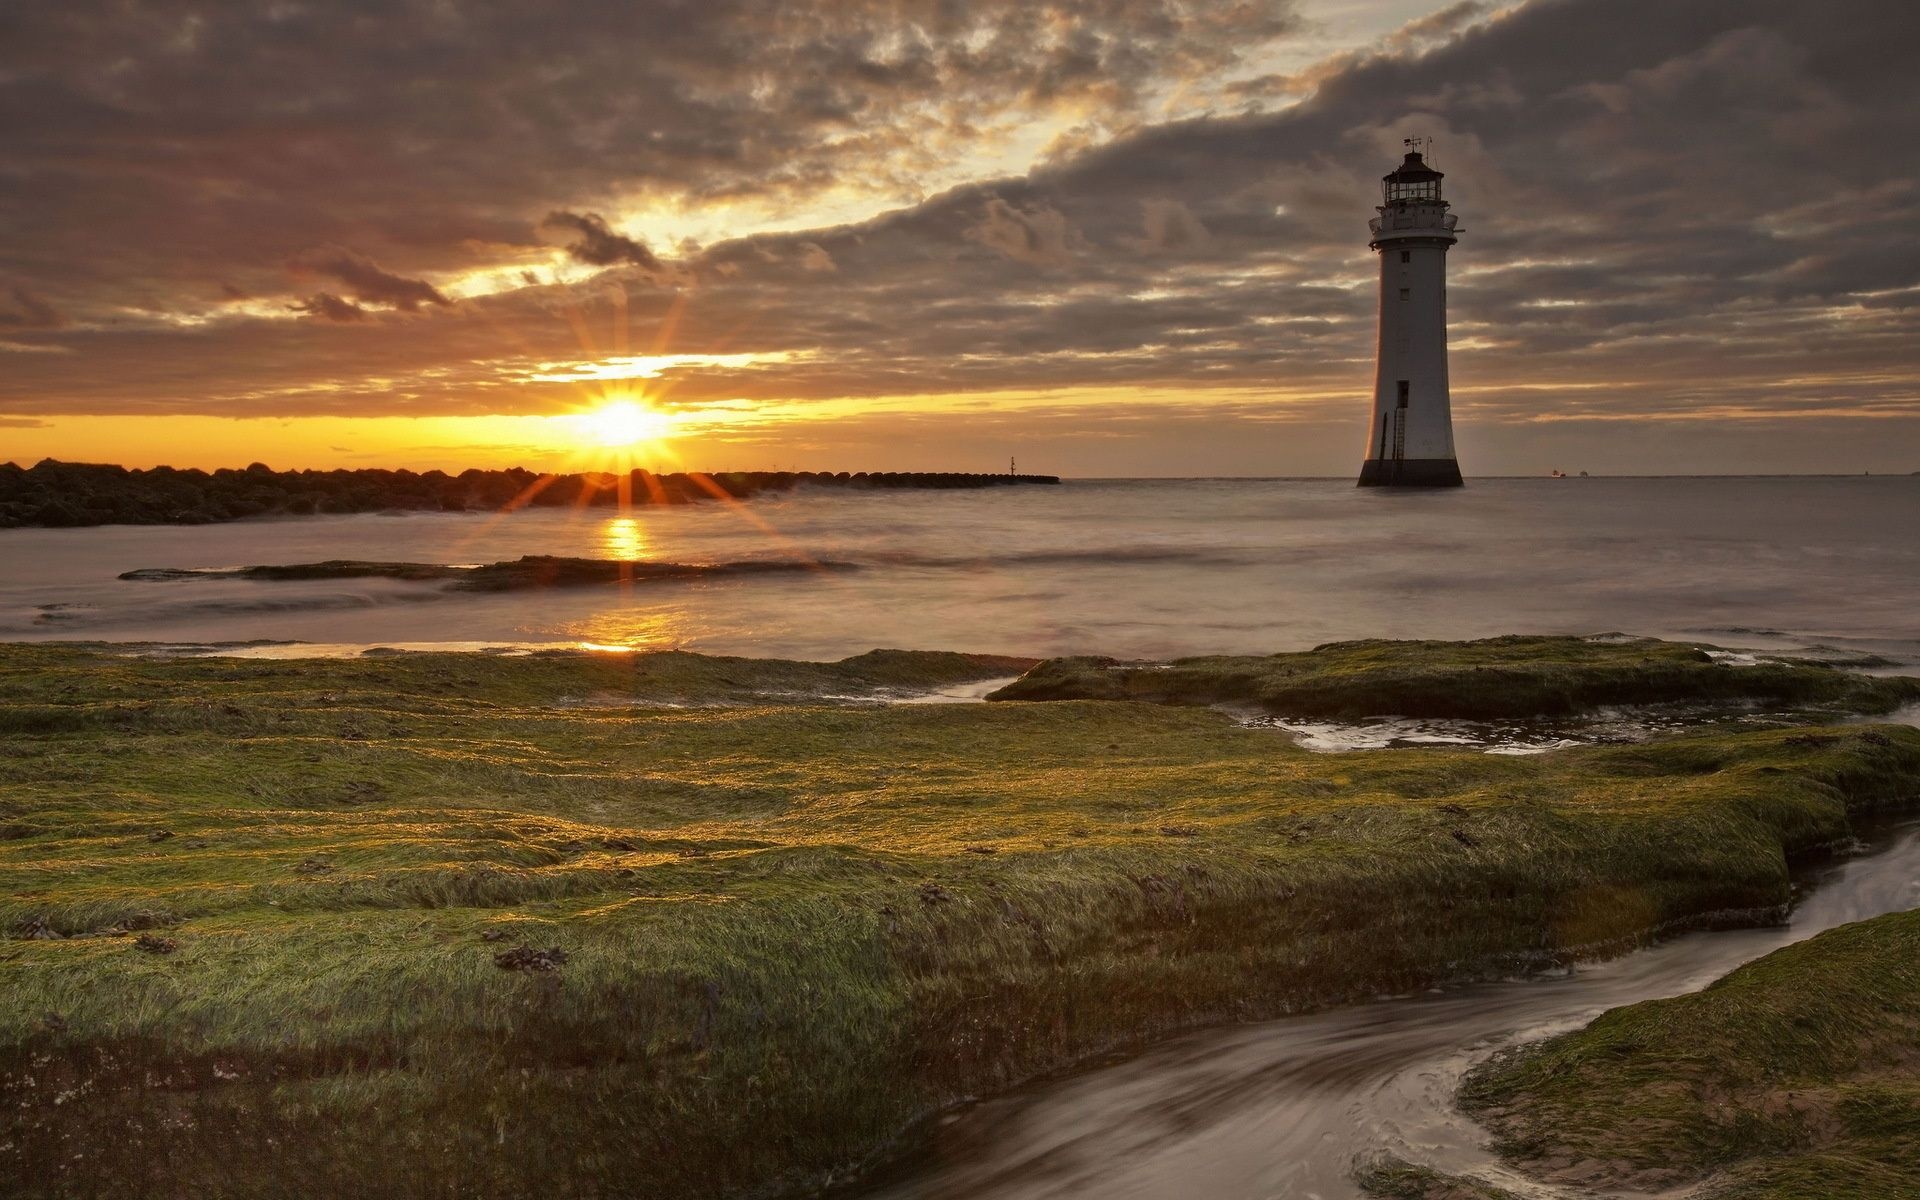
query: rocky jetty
[
  {"left": 0, "top": 459, "right": 1061, "bottom": 529},
  {"left": 118, "top": 555, "right": 850, "bottom": 591}
]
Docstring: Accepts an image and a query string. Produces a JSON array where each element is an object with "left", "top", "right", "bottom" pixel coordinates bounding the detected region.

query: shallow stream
[
  {"left": 1238, "top": 699, "right": 1920, "bottom": 754},
  {"left": 851, "top": 825, "right": 1920, "bottom": 1200}
]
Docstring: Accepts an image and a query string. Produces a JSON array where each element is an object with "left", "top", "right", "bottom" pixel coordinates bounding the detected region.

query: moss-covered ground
[
  {"left": 989, "top": 634, "right": 1920, "bottom": 718},
  {"left": 1462, "top": 907, "right": 1920, "bottom": 1199},
  {"left": 2, "top": 639, "right": 1918, "bottom": 1198}
]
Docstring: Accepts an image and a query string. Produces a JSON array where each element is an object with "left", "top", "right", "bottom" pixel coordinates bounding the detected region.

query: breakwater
[{"left": 0, "top": 460, "right": 1061, "bottom": 528}]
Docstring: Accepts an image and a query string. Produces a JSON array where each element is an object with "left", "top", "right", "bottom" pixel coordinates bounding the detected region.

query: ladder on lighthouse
[{"left": 1390, "top": 408, "right": 1407, "bottom": 463}]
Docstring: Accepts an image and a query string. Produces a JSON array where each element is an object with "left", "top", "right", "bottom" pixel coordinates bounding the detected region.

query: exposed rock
[
  {"left": 118, "top": 554, "right": 856, "bottom": 593},
  {"left": 494, "top": 945, "right": 569, "bottom": 972}
]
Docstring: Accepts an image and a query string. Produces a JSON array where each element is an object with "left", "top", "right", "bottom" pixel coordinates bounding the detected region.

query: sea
[{"left": 3, "top": 476, "right": 1917, "bottom": 665}]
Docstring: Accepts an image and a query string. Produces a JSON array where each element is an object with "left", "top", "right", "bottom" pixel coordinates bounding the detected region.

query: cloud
[
  {"left": 1129, "top": 199, "right": 1211, "bottom": 254},
  {"left": 965, "top": 197, "right": 1083, "bottom": 265},
  {"left": 794, "top": 243, "right": 837, "bottom": 273},
  {"left": 289, "top": 293, "right": 370, "bottom": 323},
  {"left": 1386, "top": 1, "right": 1493, "bottom": 50},
  {"left": 290, "top": 249, "right": 450, "bottom": 312},
  {"left": 0, "top": 285, "right": 65, "bottom": 330},
  {"left": 541, "top": 212, "right": 665, "bottom": 273},
  {"left": 0, "top": 0, "right": 1305, "bottom": 326}
]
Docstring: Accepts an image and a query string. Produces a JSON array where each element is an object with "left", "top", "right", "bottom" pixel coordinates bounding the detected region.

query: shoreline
[{"left": 4, "top": 638, "right": 1920, "bottom": 1198}]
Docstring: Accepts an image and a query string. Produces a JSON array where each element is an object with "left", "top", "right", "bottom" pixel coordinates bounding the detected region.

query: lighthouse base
[{"left": 1357, "top": 458, "right": 1463, "bottom": 487}]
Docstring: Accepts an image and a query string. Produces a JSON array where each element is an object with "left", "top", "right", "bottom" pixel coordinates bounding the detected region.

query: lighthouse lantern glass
[{"left": 1385, "top": 177, "right": 1441, "bottom": 204}]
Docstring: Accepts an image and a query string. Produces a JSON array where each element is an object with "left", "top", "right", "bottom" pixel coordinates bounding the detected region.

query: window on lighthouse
[
  {"left": 1400, "top": 251, "right": 1410, "bottom": 263},
  {"left": 1398, "top": 288, "right": 1410, "bottom": 301}
]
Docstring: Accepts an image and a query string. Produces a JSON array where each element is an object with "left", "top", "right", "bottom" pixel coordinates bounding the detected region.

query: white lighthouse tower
[{"left": 1358, "top": 140, "right": 1463, "bottom": 487}]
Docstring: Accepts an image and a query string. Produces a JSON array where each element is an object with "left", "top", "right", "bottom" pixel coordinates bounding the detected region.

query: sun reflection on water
[
  {"left": 569, "top": 609, "right": 692, "bottom": 652},
  {"left": 602, "top": 516, "right": 650, "bottom": 562}
]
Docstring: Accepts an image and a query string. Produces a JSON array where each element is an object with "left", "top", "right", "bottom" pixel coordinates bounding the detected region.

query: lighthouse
[{"left": 1358, "top": 140, "right": 1463, "bottom": 487}]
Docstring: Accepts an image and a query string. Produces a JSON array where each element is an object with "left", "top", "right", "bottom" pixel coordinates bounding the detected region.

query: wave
[
  {"left": 859, "top": 545, "right": 1253, "bottom": 569},
  {"left": 1, "top": 591, "right": 431, "bottom": 634},
  {"left": 1, "top": 556, "right": 857, "bottom": 635}
]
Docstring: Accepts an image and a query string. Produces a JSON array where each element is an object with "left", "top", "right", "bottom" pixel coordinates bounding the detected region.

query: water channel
[{"left": 855, "top": 825, "right": 1920, "bottom": 1199}]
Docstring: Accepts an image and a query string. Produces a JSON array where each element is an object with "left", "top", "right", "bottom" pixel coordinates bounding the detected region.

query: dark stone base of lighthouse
[{"left": 1356, "top": 458, "right": 1464, "bottom": 487}]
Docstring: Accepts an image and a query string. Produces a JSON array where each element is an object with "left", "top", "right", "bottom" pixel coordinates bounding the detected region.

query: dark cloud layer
[
  {"left": 0, "top": 0, "right": 1293, "bottom": 319},
  {"left": 289, "top": 293, "right": 370, "bottom": 323},
  {"left": 289, "top": 249, "right": 452, "bottom": 314},
  {"left": 0, "top": 285, "right": 66, "bottom": 331},
  {"left": 542, "top": 212, "right": 666, "bottom": 273},
  {"left": 1, "top": 0, "right": 1917, "bottom": 469}
]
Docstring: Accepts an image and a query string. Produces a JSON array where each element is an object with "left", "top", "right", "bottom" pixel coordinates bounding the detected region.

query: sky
[{"left": 2, "top": 0, "right": 1917, "bottom": 477}]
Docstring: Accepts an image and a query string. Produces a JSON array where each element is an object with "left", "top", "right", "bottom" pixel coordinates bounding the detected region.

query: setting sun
[{"left": 578, "top": 398, "right": 676, "bottom": 447}]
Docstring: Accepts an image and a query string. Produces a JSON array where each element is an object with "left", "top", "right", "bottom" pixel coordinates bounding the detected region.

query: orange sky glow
[{"left": 3, "top": 0, "right": 1916, "bottom": 477}]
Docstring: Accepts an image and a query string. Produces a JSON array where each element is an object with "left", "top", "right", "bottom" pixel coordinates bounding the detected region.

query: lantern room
[{"left": 1382, "top": 149, "right": 1444, "bottom": 206}]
